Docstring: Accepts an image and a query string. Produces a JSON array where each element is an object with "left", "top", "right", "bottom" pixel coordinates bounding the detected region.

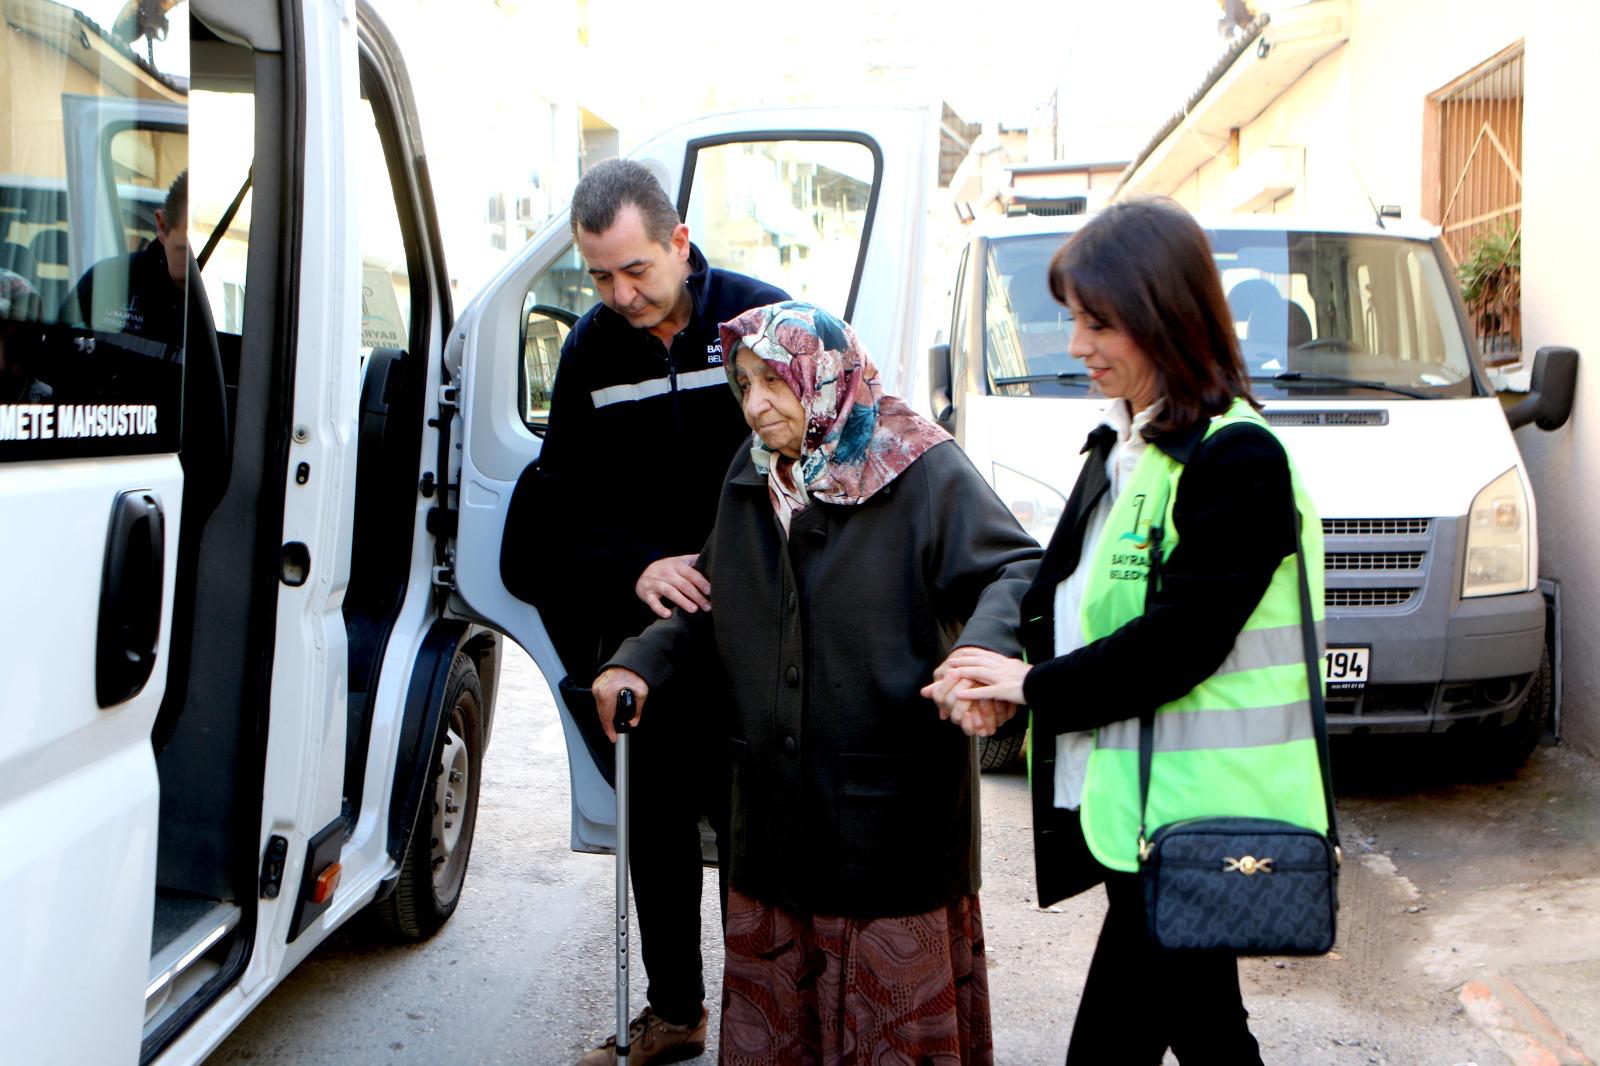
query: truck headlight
[
  {"left": 1463, "top": 466, "right": 1531, "bottom": 597},
  {"left": 992, "top": 463, "right": 1065, "bottom": 547}
]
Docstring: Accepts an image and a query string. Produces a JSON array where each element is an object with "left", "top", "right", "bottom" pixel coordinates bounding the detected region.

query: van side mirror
[
  {"left": 928, "top": 342, "right": 955, "bottom": 433},
  {"left": 1506, "top": 346, "right": 1579, "bottom": 432}
]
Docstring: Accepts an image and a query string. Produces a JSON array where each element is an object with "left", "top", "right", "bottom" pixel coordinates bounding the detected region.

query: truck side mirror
[
  {"left": 928, "top": 342, "right": 955, "bottom": 433},
  {"left": 1506, "top": 346, "right": 1579, "bottom": 432}
]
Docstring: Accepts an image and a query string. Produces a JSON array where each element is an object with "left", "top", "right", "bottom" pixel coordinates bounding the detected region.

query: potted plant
[{"left": 1456, "top": 221, "right": 1521, "bottom": 365}]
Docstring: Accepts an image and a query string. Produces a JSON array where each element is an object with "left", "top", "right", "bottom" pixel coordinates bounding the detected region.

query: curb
[{"left": 1459, "top": 971, "right": 1594, "bottom": 1066}]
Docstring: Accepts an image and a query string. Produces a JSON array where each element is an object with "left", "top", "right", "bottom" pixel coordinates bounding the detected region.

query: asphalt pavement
[{"left": 206, "top": 643, "right": 1600, "bottom": 1065}]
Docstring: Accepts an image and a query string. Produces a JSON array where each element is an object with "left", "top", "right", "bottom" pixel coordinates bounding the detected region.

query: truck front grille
[
  {"left": 1326, "top": 587, "right": 1418, "bottom": 609},
  {"left": 1326, "top": 551, "right": 1425, "bottom": 572},
  {"left": 1322, "top": 518, "right": 1434, "bottom": 612},
  {"left": 1265, "top": 409, "right": 1389, "bottom": 428},
  {"left": 1323, "top": 518, "right": 1431, "bottom": 536}
]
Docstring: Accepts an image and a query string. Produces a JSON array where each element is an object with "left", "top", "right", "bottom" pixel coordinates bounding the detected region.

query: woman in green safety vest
[{"left": 929, "top": 198, "right": 1328, "bottom": 1064}]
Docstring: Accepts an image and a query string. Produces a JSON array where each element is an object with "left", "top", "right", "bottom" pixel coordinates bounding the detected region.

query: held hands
[
  {"left": 593, "top": 667, "right": 649, "bottom": 742},
  {"left": 922, "top": 649, "right": 1025, "bottom": 738},
  {"left": 937, "top": 647, "right": 1032, "bottom": 705},
  {"left": 920, "top": 647, "right": 1032, "bottom": 736},
  {"left": 635, "top": 554, "right": 712, "bottom": 619}
]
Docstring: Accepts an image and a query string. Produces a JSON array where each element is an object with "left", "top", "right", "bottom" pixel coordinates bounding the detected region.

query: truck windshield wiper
[
  {"left": 992, "top": 371, "right": 1093, "bottom": 387},
  {"left": 1251, "top": 372, "right": 1437, "bottom": 400}
]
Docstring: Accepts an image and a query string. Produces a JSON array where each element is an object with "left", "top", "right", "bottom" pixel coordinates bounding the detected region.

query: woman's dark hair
[{"left": 1048, "top": 197, "right": 1253, "bottom": 436}]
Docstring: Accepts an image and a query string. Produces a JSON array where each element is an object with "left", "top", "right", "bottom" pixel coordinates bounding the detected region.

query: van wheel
[
  {"left": 373, "top": 653, "right": 484, "bottom": 941},
  {"left": 1469, "top": 644, "right": 1551, "bottom": 775},
  {"left": 978, "top": 729, "right": 1028, "bottom": 773}
]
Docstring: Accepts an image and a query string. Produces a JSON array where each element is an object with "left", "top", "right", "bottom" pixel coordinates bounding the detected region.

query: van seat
[
  {"left": 1243, "top": 297, "right": 1312, "bottom": 372},
  {"left": 27, "top": 229, "right": 69, "bottom": 322}
]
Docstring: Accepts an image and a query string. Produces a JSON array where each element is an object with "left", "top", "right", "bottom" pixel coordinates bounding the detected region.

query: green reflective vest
[{"left": 1076, "top": 398, "right": 1329, "bottom": 872}]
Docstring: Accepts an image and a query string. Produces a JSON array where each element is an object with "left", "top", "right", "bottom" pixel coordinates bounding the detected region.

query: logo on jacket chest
[{"left": 705, "top": 341, "right": 723, "bottom": 365}]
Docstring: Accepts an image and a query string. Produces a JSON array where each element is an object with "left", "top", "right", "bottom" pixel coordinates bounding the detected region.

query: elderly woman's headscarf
[{"left": 719, "top": 301, "right": 950, "bottom": 534}]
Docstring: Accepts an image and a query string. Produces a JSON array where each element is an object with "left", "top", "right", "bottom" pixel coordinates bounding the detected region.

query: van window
[
  {"left": 980, "top": 234, "right": 1075, "bottom": 397},
  {"left": 358, "top": 88, "right": 411, "bottom": 358},
  {"left": 191, "top": 90, "right": 254, "bottom": 336},
  {"left": 519, "top": 241, "right": 595, "bottom": 426},
  {"left": 1212, "top": 231, "right": 1473, "bottom": 396},
  {"left": 682, "top": 138, "right": 877, "bottom": 318},
  {"left": 0, "top": 1, "right": 187, "bottom": 461},
  {"left": 949, "top": 245, "right": 971, "bottom": 394},
  {"left": 983, "top": 230, "right": 1473, "bottom": 402}
]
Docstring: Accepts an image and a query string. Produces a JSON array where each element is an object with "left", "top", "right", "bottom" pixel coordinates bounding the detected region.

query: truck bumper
[{"left": 1326, "top": 588, "right": 1545, "bottom": 733}]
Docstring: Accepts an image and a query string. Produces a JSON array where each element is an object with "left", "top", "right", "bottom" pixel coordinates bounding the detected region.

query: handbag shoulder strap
[
  {"left": 1295, "top": 511, "right": 1341, "bottom": 847},
  {"left": 1137, "top": 509, "right": 1341, "bottom": 856}
]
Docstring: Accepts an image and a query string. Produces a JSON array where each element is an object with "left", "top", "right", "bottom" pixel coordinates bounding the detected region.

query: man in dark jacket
[
  {"left": 63, "top": 170, "right": 187, "bottom": 358},
  {"left": 538, "top": 159, "right": 787, "bottom": 1066}
]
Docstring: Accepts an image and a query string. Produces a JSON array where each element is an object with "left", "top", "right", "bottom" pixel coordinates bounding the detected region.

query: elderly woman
[
  {"left": 936, "top": 199, "right": 1331, "bottom": 1064},
  {"left": 593, "top": 301, "right": 1040, "bottom": 1065}
]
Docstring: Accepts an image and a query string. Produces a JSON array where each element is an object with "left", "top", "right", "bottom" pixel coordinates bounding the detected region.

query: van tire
[
  {"left": 373, "top": 653, "right": 485, "bottom": 941},
  {"left": 978, "top": 729, "right": 1028, "bottom": 773}
]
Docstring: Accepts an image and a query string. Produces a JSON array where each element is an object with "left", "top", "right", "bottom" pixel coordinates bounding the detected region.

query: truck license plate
[{"left": 1324, "top": 646, "right": 1370, "bottom": 692}]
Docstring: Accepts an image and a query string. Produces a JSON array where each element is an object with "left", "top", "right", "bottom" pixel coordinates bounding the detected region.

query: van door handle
[{"left": 97, "top": 490, "right": 165, "bottom": 708}]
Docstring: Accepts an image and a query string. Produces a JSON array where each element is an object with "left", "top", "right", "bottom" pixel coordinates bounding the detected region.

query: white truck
[
  {"left": 0, "top": 1, "right": 931, "bottom": 1062},
  {"left": 929, "top": 211, "right": 1577, "bottom": 772}
]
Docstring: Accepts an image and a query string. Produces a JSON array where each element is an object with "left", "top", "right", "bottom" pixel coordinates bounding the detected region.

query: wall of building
[
  {"left": 1516, "top": 1, "right": 1600, "bottom": 755},
  {"left": 1173, "top": 43, "right": 1353, "bottom": 216}
]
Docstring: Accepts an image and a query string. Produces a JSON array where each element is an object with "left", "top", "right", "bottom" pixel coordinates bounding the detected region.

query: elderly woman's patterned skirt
[{"left": 718, "top": 888, "right": 992, "bottom": 1065}]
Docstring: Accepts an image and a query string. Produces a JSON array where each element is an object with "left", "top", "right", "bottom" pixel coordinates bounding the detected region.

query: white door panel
[
  {"left": 0, "top": 2, "right": 188, "bottom": 1048},
  {"left": 448, "top": 108, "right": 933, "bottom": 851},
  {"left": 0, "top": 455, "right": 181, "bottom": 1064}
]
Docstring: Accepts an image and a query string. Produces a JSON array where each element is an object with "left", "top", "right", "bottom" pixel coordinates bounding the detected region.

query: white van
[
  {"left": 0, "top": 1, "right": 931, "bottom": 1062},
  {"left": 929, "top": 211, "right": 1577, "bottom": 772}
]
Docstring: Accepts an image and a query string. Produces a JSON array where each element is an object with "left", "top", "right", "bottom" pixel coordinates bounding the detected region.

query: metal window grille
[{"left": 1435, "top": 46, "right": 1524, "bottom": 358}]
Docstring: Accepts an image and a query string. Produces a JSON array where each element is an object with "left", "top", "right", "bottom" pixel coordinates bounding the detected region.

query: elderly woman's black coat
[{"left": 607, "top": 439, "right": 1040, "bottom": 918}]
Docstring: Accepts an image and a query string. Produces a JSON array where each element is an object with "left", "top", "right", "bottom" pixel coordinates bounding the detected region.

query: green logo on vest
[{"left": 1117, "top": 493, "right": 1154, "bottom": 549}]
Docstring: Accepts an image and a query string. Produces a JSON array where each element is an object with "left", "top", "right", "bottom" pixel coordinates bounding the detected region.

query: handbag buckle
[
  {"left": 1223, "top": 855, "right": 1273, "bottom": 875},
  {"left": 1138, "top": 836, "right": 1151, "bottom": 862}
]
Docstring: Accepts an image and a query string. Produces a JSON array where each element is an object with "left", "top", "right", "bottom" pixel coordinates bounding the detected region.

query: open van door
[
  {"left": 443, "top": 109, "right": 932, "bottom": 851},
  {"left": 0, "top": 2, "right": 188, "bottom": 1059}
]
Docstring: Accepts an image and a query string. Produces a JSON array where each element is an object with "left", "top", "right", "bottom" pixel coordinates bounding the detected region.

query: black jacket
[
  {"left": 63, "top": 239, "right": 185, "bottom": 358},
  {"left": 608, "top": 440, "right": 1042, "bottom": 918},
  {"left": 507, "top": 245, "right": 787, "bottom": 671},
  {"left": 1020, "top": 417, "right": 1298, "bottom": 906}
]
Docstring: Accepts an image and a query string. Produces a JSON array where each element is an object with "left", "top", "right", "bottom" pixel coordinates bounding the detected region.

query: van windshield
[{"left": 984, "top": 230, "right": 1479, "bottom": 400}]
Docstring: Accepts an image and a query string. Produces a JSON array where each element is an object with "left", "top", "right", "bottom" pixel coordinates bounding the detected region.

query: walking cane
[{"left": 613, "top": 688, "right": 637, "bottom": 1064}]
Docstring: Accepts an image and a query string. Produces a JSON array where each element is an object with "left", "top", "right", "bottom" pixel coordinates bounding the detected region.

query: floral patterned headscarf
[{"left": 719, "top": 301, "right": 951, "bottom": 533}]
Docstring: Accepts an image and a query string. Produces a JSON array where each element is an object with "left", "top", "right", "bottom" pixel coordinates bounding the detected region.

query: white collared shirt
[{"left": 1053, "top": 399, "right": 1160, "bottom": 809}]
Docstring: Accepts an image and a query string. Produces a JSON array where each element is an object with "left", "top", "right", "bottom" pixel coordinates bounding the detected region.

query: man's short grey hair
[{"left": 569, "top": 159, "right": 680, "bottom": 246}]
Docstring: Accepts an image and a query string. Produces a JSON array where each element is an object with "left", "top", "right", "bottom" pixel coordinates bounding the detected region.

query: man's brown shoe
[{"left": 576, "top": 1005, "right": 708, "bottom": 1065}]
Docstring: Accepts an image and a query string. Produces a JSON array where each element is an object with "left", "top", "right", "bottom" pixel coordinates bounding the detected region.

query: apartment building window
[{"left": 1427, "top": 43, "right": 1523, "bottom": 359}]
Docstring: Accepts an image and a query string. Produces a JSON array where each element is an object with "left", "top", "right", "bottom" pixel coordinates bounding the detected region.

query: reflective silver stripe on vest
[
  {"left": 589, "top": 367, "right": 729, "bottom": 409},
  {"left": 1215, "top": 621, "right": 1327, "bottom": 677},
  {"left": 1098, "top": 700, "right": 1314, "bottom": 752}
]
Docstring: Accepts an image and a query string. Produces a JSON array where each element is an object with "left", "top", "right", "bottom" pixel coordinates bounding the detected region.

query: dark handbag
[{"left": 1135, "top": 515, "right": 1341, "bottom": 956}]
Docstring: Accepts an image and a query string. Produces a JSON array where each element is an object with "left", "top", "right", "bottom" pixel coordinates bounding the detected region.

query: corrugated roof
[{"left": 1114, "top": 13, "right": 1272, "bottom": 195}]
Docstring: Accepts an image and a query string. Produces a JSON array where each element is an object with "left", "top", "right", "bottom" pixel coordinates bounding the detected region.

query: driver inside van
[{"left": 61, "top": 169, "right": 188, "bottom": 357}]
